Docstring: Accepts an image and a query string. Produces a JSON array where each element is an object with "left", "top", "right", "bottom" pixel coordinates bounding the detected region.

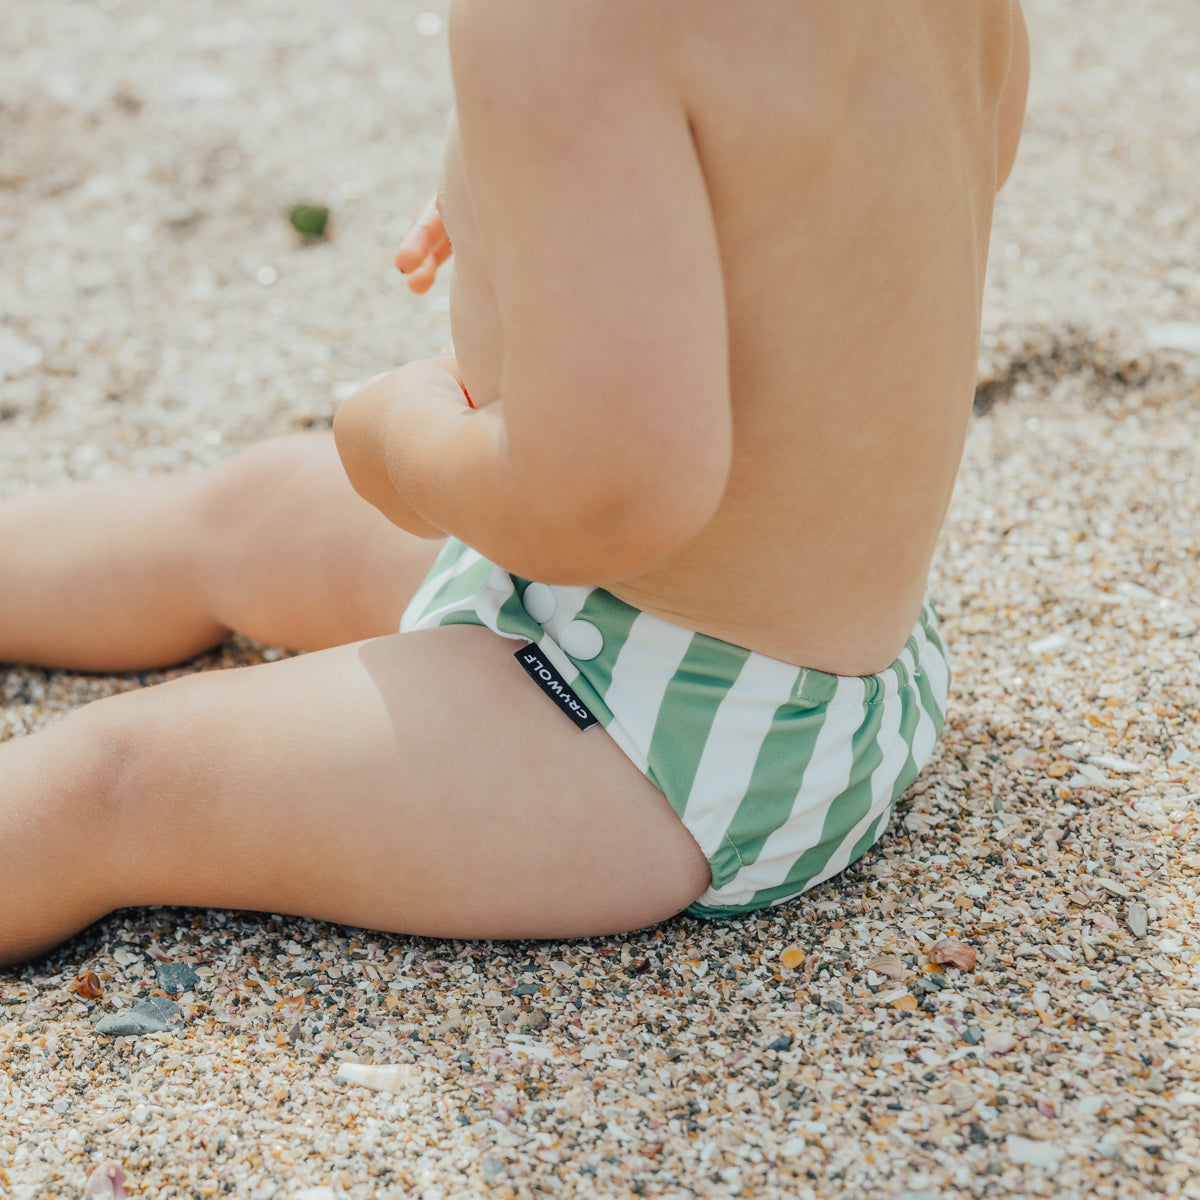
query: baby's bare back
[{"left": 446, "top": 1, "right": 1028, "bottom": 675}]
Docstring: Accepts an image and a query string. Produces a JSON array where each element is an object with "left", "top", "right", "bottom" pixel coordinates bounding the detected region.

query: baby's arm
[{"left": 339, "top": 0, "right": 732, "bottom": 585}]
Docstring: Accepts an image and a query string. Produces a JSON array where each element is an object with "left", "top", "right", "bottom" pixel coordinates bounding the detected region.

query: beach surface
[{"left": 2, "top": 2, "right": 1199, "bottom": 1196}]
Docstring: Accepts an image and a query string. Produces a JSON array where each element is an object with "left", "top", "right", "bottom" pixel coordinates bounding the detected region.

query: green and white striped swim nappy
[{"left": 400, "top": 538, "right": 951, "bottom": 918}]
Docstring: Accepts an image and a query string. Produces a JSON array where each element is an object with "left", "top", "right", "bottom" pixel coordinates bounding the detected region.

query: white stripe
[
  {"left": 683, "top": 654, "right": 808, "bottom": 860},
  {"left": 398, "top": 544, "right": 485, "bottom": 632},
  {"left": 601, "top": 613, "right": 694, "bottom": 774},
  {"left": 903, "top": 622, "right": 947, "bottom": 768},
  {"left": 697, "top": 674, "right": 865, "bottom": 907},
  {"left": 410, "top": 569, "right": 511, "bottom": 636},
  {"left": 917, "top": 620, "right": 951, "bottom": 719},
  {"left": 532, "top": 635, "right": 582, "bottom": 686},
  {"left": 472, "top": 564, "right": 523, "bottom": 630},
  {"left": 908, "top": 672, "right": 938, "bottom": 774}
]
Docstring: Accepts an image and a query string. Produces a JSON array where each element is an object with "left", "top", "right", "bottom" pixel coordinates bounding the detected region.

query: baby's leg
[
  {"left": 0, "top": 434, "right": 442, "bottom": 671},
  {"left": 0, "top": 625, "right": 710, "bottom": 964}
]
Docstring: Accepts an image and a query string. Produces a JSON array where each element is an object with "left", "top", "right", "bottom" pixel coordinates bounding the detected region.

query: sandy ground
[{"left": 2, "top": 1, "right": 1199, "bottom": 1197}]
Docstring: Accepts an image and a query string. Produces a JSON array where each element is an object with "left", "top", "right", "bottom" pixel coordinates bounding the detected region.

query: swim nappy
[{"left": 400, "top": 538, "right": 950, "bottom": 918}]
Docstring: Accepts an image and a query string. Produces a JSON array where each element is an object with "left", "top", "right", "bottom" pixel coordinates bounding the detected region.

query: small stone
[
  {"left": 963, "top": 1025, "right": 984, "bottom": 1045},
  {"left": 525, "top": 1008, "right": 550, "bottom": 1031},
  {"left": 1027, "top": 633, "right": 1068, "bottom": 655},
  {"left": 482, "top": 1156, "right": 505, "bottom": 1184},
  {"left": 95, "top": 997, "right": 183, "bottom": 1037},
  {"left": 1148, "top": 321, "right": 1200, "bottom": 354},
  {"left": 155, "top": 963, "right": 200, "bottom": 996},
  {"left": 1088, "top": 753, "right": 1144, "bottom": 774},
  {"left": 1006, "top": 1135, "right": 1061, "bottom": 1170},
  {"left": 1126, "top": 902, "right": 1149, "bottom": 938},
  {"left": 288, "top": 204, "right": 330, "bottom": 239},
  {"left": 767, "top": 1035, "right": 794, "bottom": 1051}
]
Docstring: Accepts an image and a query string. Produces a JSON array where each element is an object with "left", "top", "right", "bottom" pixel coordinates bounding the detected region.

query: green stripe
[
  {"left": 718, "top": 702, "right": 831, "bottom": 868},
  {"left": 843, "top": 682, "right": 925, "bottom": 866},
  {"left": 692, "top": 612, "right": 952, "bottom": 919},
  {"left": 897, "top": 664, "right": 938, "bottom": 788},
  {"left": 752, "top": 700, "right": 886, "bottom": 900},
  {"left": 919, "top": 621, "right": 950, "bottom": 720},
  {"left": 569, "top": 591, "right": 640, "bottom": 709},
  {"left": 644, "top": 636, "right": 751, "bottom": 813},
  {"left": 492, "top": 578, "right": 540, "bottom": 640},
  {"left": 429, "top": 554, "right": 495, "bottom": 625}
]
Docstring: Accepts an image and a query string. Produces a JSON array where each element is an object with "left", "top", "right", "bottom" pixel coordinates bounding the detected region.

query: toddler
[{"left": 0, "top": 0, "right": 1028, "bottom": 963}]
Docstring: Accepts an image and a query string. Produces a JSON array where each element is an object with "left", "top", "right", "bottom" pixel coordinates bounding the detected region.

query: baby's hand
[{"left": 395, "top": 194, "right": 452, "bottom": 294}]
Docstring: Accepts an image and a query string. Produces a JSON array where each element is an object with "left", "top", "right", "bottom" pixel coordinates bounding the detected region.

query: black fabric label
[{"left": 514, "top": 644, "right": 598, "bottom": 731}]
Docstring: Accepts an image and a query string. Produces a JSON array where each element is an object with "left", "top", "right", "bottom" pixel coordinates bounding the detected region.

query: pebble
[
  {"left": 1006, "top": 1136, "right": 1062, "bottom": 1170},
  {"left": 1126, "top": 902, "right": 1150, "bottom": 939},
  {"left": 94, "top": 997, "right": 183, "bottom": 1037},
  {"left": 155, "top": 963, "right": 201, "bottom": 996},
  {"left": 1147, "top": 322, "right": 1200, "bottom": 354}
]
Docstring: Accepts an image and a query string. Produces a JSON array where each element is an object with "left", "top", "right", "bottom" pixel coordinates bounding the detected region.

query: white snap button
[
  {"left": 561, "top": 619, "right": 604, "bottom": 661},
  {"left": 522, "top": 582, "right": 557, "bottom": 624}
]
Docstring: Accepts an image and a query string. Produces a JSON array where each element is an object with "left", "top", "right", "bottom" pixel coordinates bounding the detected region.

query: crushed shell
[{"left": 4, "top": 1, "right": 1200, "bottom": 1198}]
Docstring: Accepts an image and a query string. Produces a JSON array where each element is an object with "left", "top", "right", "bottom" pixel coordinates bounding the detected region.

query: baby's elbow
[{"left": 561, "top": 461, "right": 729, "bottom": 583}]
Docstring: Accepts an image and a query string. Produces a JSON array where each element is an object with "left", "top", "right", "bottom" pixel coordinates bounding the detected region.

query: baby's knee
[
  {"left": 52, "top": 693, "right": 145, "bottom": 824},
  {"left": 47, "top": 685, "right": 200, "bottom": 909}
]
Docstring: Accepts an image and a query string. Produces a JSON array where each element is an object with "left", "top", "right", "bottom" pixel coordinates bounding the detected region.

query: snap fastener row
[{"left": 520, "top": 584, "right": 604, "bottom": 660}]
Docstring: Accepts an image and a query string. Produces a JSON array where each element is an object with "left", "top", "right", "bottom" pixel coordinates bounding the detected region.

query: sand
[{"left": 2, "top": 2, "right": 1199, "bottom": 1196}]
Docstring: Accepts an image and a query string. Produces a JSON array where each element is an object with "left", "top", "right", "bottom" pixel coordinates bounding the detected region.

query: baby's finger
[
  {"left": 395, "top": 198, "right": 445, "bottom": 273},
  {"left": 404, "top": 252, "right": 440, "bottom": 294},
  {"left": 429, "top": 236, "right": 453, "bottom": 268},
  {"left": 395, "top": 230, "right": 434, "bottom": 275}
]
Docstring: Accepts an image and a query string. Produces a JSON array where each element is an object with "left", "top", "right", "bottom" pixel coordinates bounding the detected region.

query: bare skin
[{"left": 0, "top": 0, "right": 1027, "bottom": 964}]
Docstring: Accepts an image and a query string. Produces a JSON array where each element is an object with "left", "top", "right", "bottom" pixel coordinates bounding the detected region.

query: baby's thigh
[{"left": 95, "top": 626, "right": 710, "bottom": 938}]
